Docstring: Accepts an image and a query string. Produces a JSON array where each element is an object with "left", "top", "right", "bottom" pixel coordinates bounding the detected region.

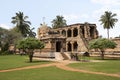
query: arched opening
[
  {"left": 67, "top": 42, "right": 71, "bottom": 51},
  {"left": 56, "top": 41, "right": 61, "bottom": 52},
  {"left": 67, "top": 29, "right": 71, "bottom": 37},
  {"left": 57, "top": 31, "right": 60, "bottom": 34},
  {"left": 73, "top": 42, "right": 78, "bottom": 51},
  {"left": 90, "top": 26, "right": 94, "bottom": 38},
  {"left": 62, "top": 30, "right": 66, "bottom": 36},
  {"left": 73, "top": 28, "right": 78, "bottom": 37}
]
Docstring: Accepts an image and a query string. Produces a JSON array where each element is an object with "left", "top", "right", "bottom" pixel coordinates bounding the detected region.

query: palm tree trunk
[{"left": 107, "top": 29, "right": 109, "bottom": 39}]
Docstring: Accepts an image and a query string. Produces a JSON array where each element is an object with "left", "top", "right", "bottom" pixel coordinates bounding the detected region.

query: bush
[{"left": 0, "top": 51, "right": 14, "bottom": 55}]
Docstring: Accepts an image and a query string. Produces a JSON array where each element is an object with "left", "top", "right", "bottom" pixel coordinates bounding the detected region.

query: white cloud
[
  {"left": 91, "top": 0, "right": 120, "bottom": 6},
  {"left": 63, "top": 14, "right": 89, "bottom": 21},
  {"left": 0, "top": 24, "right": 12, "bottom": 29},
  {"left": 63, "top": 14, "right": 89, "bottom": 22},
  {"left": 80, "top": 14, "right": 89, "bottom": 19},
  {"left": 63, "top": 14, "right": 90, "bottom": 25},
  {"left": 91, "top": 6, "right": 111, "bottom": 20},
  {"left": 63, "top": 14, "right": 78, "bottom": 20}
]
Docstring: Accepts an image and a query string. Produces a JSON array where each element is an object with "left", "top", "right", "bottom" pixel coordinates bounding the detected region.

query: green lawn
[
  {"left": 0, "top": 55, "right": 120, "bottom": 80},
  {"left": 0, "top": 55, "right": 51, "bottom": 70},
  {"left": 68, "top": 59, "right": 120, "bottom": 74},
  {"left": 0, "top": 66, "right": 120, "bottom": 80}
]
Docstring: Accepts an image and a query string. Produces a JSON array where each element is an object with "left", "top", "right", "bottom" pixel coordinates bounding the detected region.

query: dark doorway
[
  {"left": 90, "top": 26, "right": 94, "bottom": 38},
  {"left": 73, "top": 28, "right": 78, "bottom": 37},
  {"left": 68, "top": 42, "right": 71, "bottom": 51},
  {"left": 62, "top": 30, "right": 66, "bottom": 36},
  {"left": 73, "top": 42, "right": 78, "bottom": 51},
  {"left": 56, "top": 41, "right": 61, "bottom": 52},
  {"left": 67, "top": 29, "right": 71, "bottom": 37}
]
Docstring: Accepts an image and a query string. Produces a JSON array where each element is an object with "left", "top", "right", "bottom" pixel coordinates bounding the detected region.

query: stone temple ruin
[{"left": 34, "top": 22, "right": 98, "bottom": 60}]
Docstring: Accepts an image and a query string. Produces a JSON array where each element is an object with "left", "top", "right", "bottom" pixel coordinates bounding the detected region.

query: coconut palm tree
[
  {"left": 99, "top": 11, "right": 118, "bottom": 39},
  {"left": 11, "top": 11, "right": 32, "bottom": 37},
  {"left": 51, "top": 15, "right": 67, "bottom": 29}
]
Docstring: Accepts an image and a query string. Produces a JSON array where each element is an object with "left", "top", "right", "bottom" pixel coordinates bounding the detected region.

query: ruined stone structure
[
  {"left": 106, "top": 38, "right": 120, "bottom": 52},
  {"left": 36, "top": 22, "right": 98, "bottom": 60}
]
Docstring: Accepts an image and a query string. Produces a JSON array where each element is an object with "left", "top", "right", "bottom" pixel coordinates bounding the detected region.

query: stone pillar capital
[{"left": 70, "top": 41, "right": 74, "bottom": 44}]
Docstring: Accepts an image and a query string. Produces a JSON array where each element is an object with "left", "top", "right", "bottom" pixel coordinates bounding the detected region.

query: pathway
[{"left": 0, "top": 60, "right": 120, "bottom": 78}]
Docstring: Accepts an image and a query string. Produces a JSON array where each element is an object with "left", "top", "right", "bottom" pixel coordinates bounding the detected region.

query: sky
[{"left": 0, "top": 0, "right": 120, "bottom": 38}]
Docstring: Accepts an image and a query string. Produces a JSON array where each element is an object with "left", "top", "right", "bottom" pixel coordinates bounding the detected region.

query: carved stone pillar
[
  {"left": 94, "top": 27, "right": 97, "bottom": 39},
  {"left": 84, "top": 26, "right": 87, "bottom": 38},
  {"left": 59, "top": 30, "right": 62, "bottom": 35},
  {"left": 66, "top": 42, "right": 68, "bottom": 51},
  {"left": 88, "top": 26, "right": 90, "bottom": 39},
  {"left": 66, "top": 29, "right": 68, "bottom": 37},
  {"left": 84, "top": 25, "right": 90, "bottom": 39},
  {"left": 77, "top": 27, "right": 80, "bottom": 36},
  {"left": 71, "top": 28, "right": 74, "bottom": 37},
  {"left": 70, "top": 42, "right": 74, "bottom": 53},
  {"left": 60, "top": 40, "right": 63, "bottom": 53}
]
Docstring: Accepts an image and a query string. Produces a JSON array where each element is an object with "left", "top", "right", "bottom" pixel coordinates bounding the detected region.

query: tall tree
[
  {"left": 89, "top": 38, "right": 117, "bottom": 59},
  {"left": 8, "top": 27, "right": 22, "bottom": 44},
  {"left": 51, "top": 15, "right": 67, "bottom": 29},
  {"left": 0, "top": 27, "right": 9, "bottom": 52},
  {"left": 11, "top": 11, "right": 36, "bottom": 37},
  {"left": 99, "top": 11, "right": 118, "bottom": 39},
  {"left": 0, "top": 27, "right": 23, "bottom": 53}
]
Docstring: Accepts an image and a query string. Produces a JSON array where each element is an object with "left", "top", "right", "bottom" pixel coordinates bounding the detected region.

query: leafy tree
[
  {"left": 51, "top": 15, "right": 67, "bottom": 29},
  {"left": 99, "top": 11, "right": 118, "bottom": 39},
  {"left": 1, "top": 43, "right": 9, "bottom": 52},
  {"left": 0, "top": 27, "right": 8, "bottom": 43},
  {"left": 28, "top": 28, "right": 36, "bottom": 37},
  {"left": 89, "top": 38, "right": 117, "bottom": 59},
  {"left": 17, "top": 37, "right": 45, "bottom": 62},
  {"left": 0, "top": 27, "right": 9, "bottom": 52},
  {"left": 9, "top": 27, "right": 23, "bottom": 44},
  {"left": 11, "top": 11, "right": 36, "bottom": 37},
  {"left": 0, "top": 27, "right": 23, "bottom": 54}
]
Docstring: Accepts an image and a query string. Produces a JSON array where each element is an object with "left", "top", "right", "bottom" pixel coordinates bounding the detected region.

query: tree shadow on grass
[
  {"left": 25, "top": 60, "right": 51, "bottom": 63},
  {"left": 103, "top": 58, "right": 120, "bottom": 60},
  {"left": 93, "top": 56, "right": 120, "bottom": 60}
]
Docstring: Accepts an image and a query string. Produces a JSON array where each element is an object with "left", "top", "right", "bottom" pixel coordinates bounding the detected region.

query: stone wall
[{"left": 106, "top": 38, "right": 120, "bottom": 52}]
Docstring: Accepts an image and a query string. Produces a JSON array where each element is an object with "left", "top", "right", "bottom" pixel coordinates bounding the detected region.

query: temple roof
[
  {"left": 40, "top": 34, "right": 66, "bottom": 40},
  {"left": 39, "top": 22, "right": 50, "bottom": 31}
]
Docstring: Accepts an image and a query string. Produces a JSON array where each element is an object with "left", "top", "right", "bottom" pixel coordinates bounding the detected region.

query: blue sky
[{"left": 0, "top": 0, "right": 120, "bottom": 38}]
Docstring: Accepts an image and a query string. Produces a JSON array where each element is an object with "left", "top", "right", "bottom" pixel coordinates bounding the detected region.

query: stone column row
[
  {"left": 83, "top": 25, "right": 97, "bottom": 39},
  {"left": 58, "top": 27, "right": 80, "bottom": 37},
  {"left": 66, "top": 41, "right": 78, "bottom": 53}
]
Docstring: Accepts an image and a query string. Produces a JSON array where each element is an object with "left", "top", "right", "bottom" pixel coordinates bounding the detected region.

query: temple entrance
[{"left": 56, "top": 41, "right": 61, "bottom": 52}]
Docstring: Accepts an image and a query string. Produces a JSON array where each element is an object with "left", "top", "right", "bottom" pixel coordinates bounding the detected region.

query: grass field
[
  {"left": 0, "top": 66, "right": 120, "bottom": 80},
  {"left": 0, "top": 55, "right": 120, "bottom": 80},
  {"left": 0, "top": 55, "right": 51, "bottom": 70},
  {"left": 68, "top": 58, "right": 120, "bottom": 74}
]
